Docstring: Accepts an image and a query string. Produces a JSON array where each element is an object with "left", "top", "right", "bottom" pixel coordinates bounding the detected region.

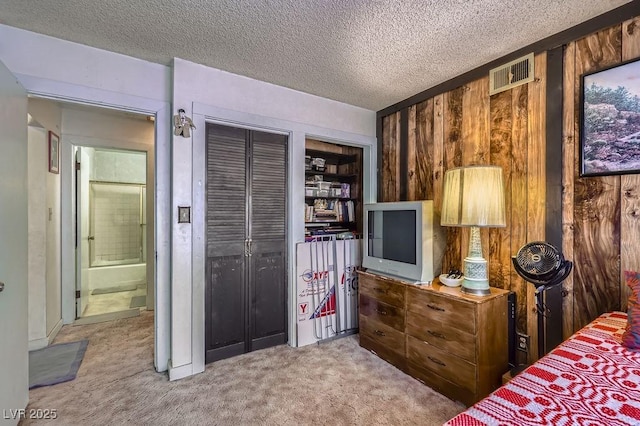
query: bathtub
[{"left": 88, "top": 262, "right": 146, "bottom": 292}]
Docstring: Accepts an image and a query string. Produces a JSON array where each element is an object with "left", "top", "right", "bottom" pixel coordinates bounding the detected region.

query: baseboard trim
[
  {"left": 47, "top": 318, "right": 64, "bottom": 344},
  {"left": 168, "top": 361, "right": 193, "bottom": 381},
  {"left": 28, "top": 336, "right": 49, "bottom": 351}
]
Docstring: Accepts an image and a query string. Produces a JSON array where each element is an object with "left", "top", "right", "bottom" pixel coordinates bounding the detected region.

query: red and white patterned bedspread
[{"left": 445, "top": 312, "right": 640, "bottom": 426}]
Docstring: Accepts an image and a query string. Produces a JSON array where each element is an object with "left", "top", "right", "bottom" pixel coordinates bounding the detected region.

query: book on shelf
[{"left": 305, "top": 200, "right": 355, "bottom": 226}]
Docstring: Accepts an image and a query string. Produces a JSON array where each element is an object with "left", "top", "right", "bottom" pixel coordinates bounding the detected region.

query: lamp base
[
  {"left": 461, "top": 279, "right": 491, "bottom": 296},
  {"left": 462, "top": 227, "right": 491, "bottom": 296}
]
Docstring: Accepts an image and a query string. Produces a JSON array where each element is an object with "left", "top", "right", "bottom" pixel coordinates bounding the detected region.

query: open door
[
  {"left": 75, "top": 147, "right": 91, "bottom": 318},
  {"left": 0, "top": 61, "right": 29, "bottom": 423}
]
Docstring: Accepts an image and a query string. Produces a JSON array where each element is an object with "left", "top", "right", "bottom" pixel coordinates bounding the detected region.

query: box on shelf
[
  {"left": 311, "top": 157, "right": 325, "bottom": 172},
  {"left": 316, "top": 181, "right": 331, "bottom": 191},
  {"left": 305, "top": 155, "right": 311, "bottom": 171},
  {"left": 305, "top": 187, "right": 329, "bottom": 197},
  {"left": 340, "top": 183, "right": 350, "bottom": 198}
]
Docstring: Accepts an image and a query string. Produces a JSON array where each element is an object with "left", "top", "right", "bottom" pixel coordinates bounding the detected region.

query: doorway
[
  {"left": 75, "top": 146, "right": 149, "bottom": 319},
  {"left": 19, "top": 80, "right": 170, "bottom": 373}
]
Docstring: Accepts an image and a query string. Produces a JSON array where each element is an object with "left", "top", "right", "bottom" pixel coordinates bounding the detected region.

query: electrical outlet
[{"left": 516, "top": 332, "right": 530, "bottom": 353}]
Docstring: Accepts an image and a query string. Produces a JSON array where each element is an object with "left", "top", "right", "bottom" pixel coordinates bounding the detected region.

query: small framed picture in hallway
[{"left": 48, "top": 131, "right": 59, "bottom": 174}]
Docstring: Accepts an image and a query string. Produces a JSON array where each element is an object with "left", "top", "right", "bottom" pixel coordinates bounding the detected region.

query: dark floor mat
[
  {"left": 130, "top": 295, "right": 146, "bottom": 308},
  {"left": 29, "top": 340, "right": 89, "bottom": 389}
]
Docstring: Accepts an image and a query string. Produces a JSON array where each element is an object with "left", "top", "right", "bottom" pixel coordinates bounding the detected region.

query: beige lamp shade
[{"left": 441, "top": 165, "right": 506, "bottom": 228}]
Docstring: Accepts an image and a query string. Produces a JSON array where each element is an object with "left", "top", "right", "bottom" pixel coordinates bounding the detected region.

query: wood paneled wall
[
  {"left": 378, "top": 14, "right": 640, "bottom": 361},
  {"left": 564, "top": 18, "right": 640, "bottom": 332}
]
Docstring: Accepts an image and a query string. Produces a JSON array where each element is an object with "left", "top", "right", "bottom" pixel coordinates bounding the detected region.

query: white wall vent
[{"left": 489, "top": 53, "right": 535, "bottom": 95}]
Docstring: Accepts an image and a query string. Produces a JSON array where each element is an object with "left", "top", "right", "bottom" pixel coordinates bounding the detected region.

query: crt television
[{"left": 363, "top": 200, "right": 444, "bottom": 284}]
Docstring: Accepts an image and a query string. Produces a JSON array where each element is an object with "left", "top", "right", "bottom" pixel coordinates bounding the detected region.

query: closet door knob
[{"left": 0, "top": 281, "right": 5, "bottom": 292}]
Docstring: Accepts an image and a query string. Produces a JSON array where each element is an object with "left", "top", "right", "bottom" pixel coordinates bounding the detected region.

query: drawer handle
[
  {"left": 374, "top": 330, "right": 386, "bottom": 337},
  {"left": 374, "top": 287, "right": 384, "bottom": 292},
  {"left": 427, "top": 303, "right": 445, "bottom": 312},
  {"left": 428, "top": 356, "right": 446, "bottom": 367},
  {"left": 375, "top": 309, "right": 388, "bottom": 316},
  {"left": 427, "top": 330, "right": 445, "bottom": 339}
]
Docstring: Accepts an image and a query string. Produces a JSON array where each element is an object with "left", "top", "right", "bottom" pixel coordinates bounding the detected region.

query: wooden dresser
[{"left": 358, "top": 270, "right": 509, "bottom": 406}]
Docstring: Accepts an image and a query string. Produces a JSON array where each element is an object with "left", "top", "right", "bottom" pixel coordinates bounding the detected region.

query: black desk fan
[{"left": 512, "top": 241, "right": 573, "bottom": 359}]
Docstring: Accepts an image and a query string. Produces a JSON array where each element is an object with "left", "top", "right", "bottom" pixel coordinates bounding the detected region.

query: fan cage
[{"left": 514, "top": 242, "right": 562, "bottom": 278}]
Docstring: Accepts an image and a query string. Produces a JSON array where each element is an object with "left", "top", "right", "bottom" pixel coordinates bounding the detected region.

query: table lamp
[{"left": 440, "top": 165, "right": 506, "bottom": 296}]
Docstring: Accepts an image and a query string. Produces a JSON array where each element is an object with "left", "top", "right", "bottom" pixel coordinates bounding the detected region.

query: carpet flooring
[{"left": 23, "top": 312, "right": 465, "bottom": 425}]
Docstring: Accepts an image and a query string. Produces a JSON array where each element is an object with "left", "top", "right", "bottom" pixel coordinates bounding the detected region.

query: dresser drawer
[
  {"left": 406, "top": 310, "right": 476, "bottom": 363},
  {"left": 407, "top": 361, "right": 476, "bottom": 407},
  {"left": 359, "top": 294, "right": 405, "bottom": 331},
  {"left": 406, "top": 335, "right": 475, "bottom": 392},
  {"left": 359, "top": 272, "right": 405, "bottom": 308},
  {"left": 359, "top": 315, "right": 405, "bottom": 354},
  {"left": 406, "top": 286, "right": 476, "bottom": 335},
  {"left": 360, "top": 334, "right": 407, "bottom": 372}
]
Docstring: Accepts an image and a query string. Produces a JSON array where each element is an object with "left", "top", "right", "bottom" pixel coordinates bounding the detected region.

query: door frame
[
  {"left": 21, "top": 80, "right": 171, "bottom": 373},
  {"left": 74, "top": 144, "right": 151, "bottom": 319}
]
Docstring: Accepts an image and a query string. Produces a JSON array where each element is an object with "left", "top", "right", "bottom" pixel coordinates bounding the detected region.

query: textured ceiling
[{"left": 0, "top": 0, "right": 631, "bottom": 111}]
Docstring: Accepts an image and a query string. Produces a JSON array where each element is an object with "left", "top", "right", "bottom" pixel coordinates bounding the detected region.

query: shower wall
[
  {"left": 90, "top": 183, "right": 144, "bottom": 265},
  {"left": 84, "top": 148, "right": 147, "bottom": 292}
]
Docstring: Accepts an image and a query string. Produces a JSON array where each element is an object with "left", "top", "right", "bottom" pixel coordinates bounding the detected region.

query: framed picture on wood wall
[
  {"left": 48, "top": 131, "right": 59, "bottom": 174},
  {"left": 580, "top": 58, "right": 640, "bottom": 177}
]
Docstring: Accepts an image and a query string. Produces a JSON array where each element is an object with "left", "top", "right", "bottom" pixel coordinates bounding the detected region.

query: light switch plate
[{"left": 178, "top": 206, "right": 191, "bottom": 223}]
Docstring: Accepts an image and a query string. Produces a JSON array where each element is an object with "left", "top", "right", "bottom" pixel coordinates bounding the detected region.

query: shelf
[
  {"left": 305, "top": 196, "right": 357, "bottom": 201},
  {"left": 305, "top": 171, "right": 358, "bottom": 181},
  {"left": 305, "top": 221, "right": 354, "bottom": 225},
  {"left": 305, "top": 142, "right": 361, "bottom": 238},
  {"left": 306, "top": 149, "right": 357, "bottom": 165}
]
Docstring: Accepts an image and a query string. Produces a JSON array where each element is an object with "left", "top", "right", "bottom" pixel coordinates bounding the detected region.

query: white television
[{"left": 363, "top": 200, "right": 444, "bottom": 284}]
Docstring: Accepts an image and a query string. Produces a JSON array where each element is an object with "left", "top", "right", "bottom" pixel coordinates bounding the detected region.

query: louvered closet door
[
  {"left": 205, "top": 123, "right": 288, "bottom": 363},
  {"left": 205, "top": 123, "right": 248, "bottom": 363},
  {"left": 248, "top": 130, "right": 287, "bottom": 350}
]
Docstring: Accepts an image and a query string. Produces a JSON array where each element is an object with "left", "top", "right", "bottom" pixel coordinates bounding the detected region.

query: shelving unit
[{"left": 304, "top": 141, "right": 362, "bottom": 239}]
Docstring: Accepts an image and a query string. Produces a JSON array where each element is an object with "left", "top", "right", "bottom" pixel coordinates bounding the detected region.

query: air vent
[{"left": 489, "top": 53, "right": 534, "bottom": 95}]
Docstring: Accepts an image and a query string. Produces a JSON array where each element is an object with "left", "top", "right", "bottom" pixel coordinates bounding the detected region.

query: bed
[{"left": 445, "top": 311, "right": 640, "bottom": 426}]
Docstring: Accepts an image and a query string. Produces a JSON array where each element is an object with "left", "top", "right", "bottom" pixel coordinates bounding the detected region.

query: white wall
[
  {"left": 92, "top": 149, "right": 147, "bottom": 184},
  {"left": 27, "top": 126, "right": 47, "bottom": 345},
  {"left": 0, "top": 27, "right": 169, "bottom": 104},
  {"left": 46, "top": 146, "right": 61, "bottom": 336},
  {"left": 27, "top": 99, "right": 63, "bottom": 349},
  {"left": 0, "top": 24, "right": 173, "bottom": 373},
  {"left": 0, "top": 23, "right": 377, "bottom": 381},
  {"left": 170, "top": 58, "right": 377, "bottom": 380}
]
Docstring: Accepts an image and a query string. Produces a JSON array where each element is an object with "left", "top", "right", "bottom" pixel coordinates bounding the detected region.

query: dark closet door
[
  {"left": 205, "top": 123, "right": 248, "bottom": 363},
  {"left": 249, "top": 130, "right": 287, "bottom": 351},
  {"left": 205, "top": 123, "right": 287, "bottom": 364}
]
